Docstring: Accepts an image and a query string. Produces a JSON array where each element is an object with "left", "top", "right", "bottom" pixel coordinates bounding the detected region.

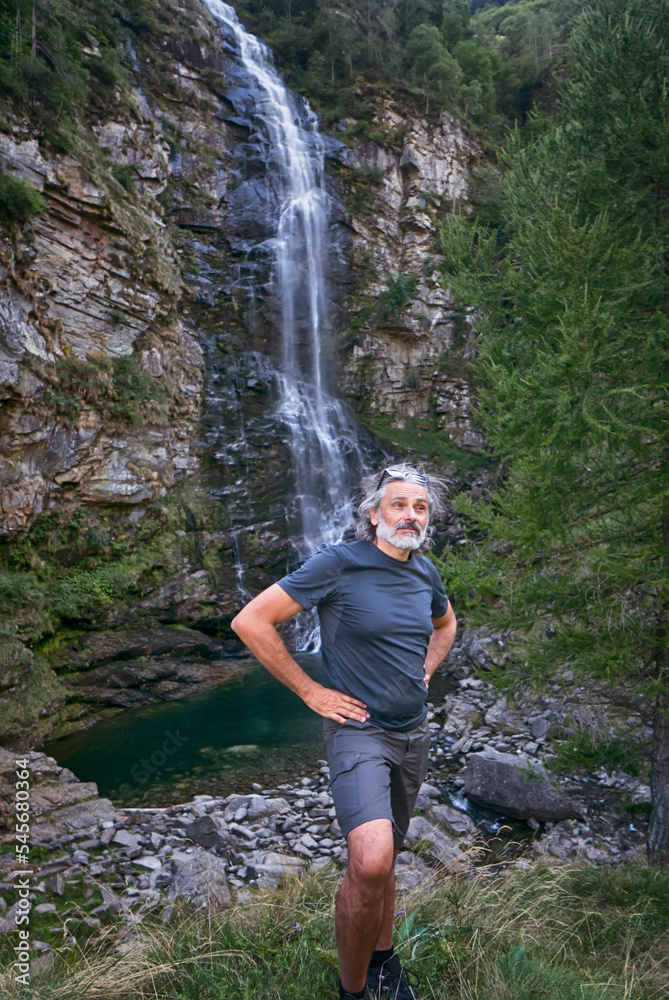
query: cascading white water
[{"left": 203, "top": 1, "right": 369, "bottom": 641}]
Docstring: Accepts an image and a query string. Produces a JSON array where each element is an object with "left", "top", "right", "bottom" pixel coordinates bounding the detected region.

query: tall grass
[{"left": 4, "top": 863, "right": 667, "bottom": 1000}]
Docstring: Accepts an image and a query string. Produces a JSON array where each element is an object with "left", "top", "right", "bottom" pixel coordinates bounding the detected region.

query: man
[{"left": 231, "top": 463, "right": 457, "bottom": 1000}]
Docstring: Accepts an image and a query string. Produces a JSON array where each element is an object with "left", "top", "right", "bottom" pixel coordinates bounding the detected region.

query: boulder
[
  {"left": 429, "top": 803, "right": 477, "bottom": 837},
  {"left": 223, "top": 794, "right": 290, "bottom": 822},
  {"left": 460, "top": 633, "right": 491, "bottom": 669},
  {"left": 134, "top": 855, "right": 163, "bottom": 871},
  {"left": 168, "top": 848, "right": 232, "bottom": 910},
  {"left": 112, "top": 829, "right": 142, "bottom": 852},
  {"left": 462, "top": 747, "right": 581, "bottom": 822},
  {"left": 250, "top": 851, "right": 304, "bottom": 883},
  {"left": 394, "top": 851, "right": 434, "bottom": 892},
  {"left": 247, "top": 795, "right": 290, "bottom": 820},
  {"left": 442, "top": 700, "right": 482, "bottom": 737},
  {"left": 529, "top": 713, "right": 559, "bottom": 741},
  {"left": 484, "top": 696, "right": 523, "bottom": 735},
  {"left": 406, "top": 816, "right": 463, "bottom": 868},
  {"left": 185, "top": 814, "right": 229, "bottom": 851},
  {"left": 414, "top": 781, "right": 442, "bottom": 811},
  {"left": 31, "top": 797, "right": 116, "bottom": 841}
]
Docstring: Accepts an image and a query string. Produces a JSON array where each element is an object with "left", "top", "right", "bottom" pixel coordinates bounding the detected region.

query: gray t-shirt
[{"left": 278, "top": 540, "right": 449, "bottom": 731}]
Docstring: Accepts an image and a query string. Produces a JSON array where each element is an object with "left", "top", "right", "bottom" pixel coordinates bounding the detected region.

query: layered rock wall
[
  {"left": 0, "top": 40, "right": 210, "bottom": 531},
  {"left": 335, "top": 101, "right": 486, "bottom": 451}
]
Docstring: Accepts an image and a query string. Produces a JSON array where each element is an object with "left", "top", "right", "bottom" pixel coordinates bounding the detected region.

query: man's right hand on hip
[{"left": 303, "top": 682, "right": 369, "bottom": 724}]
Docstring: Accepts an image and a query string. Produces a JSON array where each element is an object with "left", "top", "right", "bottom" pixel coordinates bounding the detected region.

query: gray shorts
[{"left": 323, "top": 717, "right": 431, "bottom": 851}]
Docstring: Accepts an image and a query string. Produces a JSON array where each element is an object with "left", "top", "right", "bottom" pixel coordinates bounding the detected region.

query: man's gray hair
[{"left": 355, "top": 462, "right": 448, "bottom": 552}]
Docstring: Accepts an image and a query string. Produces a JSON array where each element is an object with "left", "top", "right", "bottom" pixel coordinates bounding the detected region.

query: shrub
[
  {"left": 378, "top": 272, "right": 419, "bottom": 317},
  {"left": 0, "top": 172, "right": 44, "bottom": 224}
]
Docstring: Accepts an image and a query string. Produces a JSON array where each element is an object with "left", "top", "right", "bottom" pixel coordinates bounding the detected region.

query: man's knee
[{"left": 346, "top": 819, "right": 395, "bottom": 889}]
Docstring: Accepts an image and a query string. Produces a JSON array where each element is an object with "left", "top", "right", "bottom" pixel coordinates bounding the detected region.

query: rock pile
[{"left": 0, "top": 744, "right": 474, "bottom": 955}]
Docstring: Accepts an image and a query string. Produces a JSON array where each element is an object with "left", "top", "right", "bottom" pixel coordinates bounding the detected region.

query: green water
[{"left": 46, "top": 656, "right": 327, "bottom": 807}]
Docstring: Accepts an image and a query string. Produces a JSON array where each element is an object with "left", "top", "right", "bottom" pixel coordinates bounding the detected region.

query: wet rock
[
  {"left": 462, "top": 747, "right": 582, "bottom": 822},
  {"left": 53, "top": 628, "right": 219, "bottom": 670}
]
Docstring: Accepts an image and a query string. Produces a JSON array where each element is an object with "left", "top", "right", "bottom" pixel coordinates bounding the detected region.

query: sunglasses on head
[{"left": 376, "top": 467, "right": 429, "bottom": 491}]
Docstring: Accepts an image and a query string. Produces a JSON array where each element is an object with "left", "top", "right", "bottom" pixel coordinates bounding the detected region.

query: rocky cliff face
[
  {"left": 334, "top": 99, "right": 487, "bottom": 452},
  {"left": 0, "top": 115, "right": 201, "bottom": 530},
  {"left": 0, "top": 2, "right": 486, "bottom": 745}
]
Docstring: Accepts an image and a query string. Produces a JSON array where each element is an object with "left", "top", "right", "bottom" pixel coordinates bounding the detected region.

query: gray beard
[{"left": 376, "top": 512, "right": 428, "bottom": 551}]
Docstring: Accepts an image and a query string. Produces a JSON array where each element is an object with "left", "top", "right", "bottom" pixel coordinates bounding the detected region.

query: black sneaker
[
  {"left": 340, "top": 989, "right": 370, "bottom": 1000},
  {"left": 366, "top": 954, "right": 422, "bottom": 1000}
]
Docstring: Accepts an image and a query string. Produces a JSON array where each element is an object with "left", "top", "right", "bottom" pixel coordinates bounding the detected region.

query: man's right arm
[{"left": 231, "top": 584, "right": 369, "bottom": 724}]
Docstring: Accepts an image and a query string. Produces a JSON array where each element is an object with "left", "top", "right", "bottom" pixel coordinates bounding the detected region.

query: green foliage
[
  {"left": 41, "top": 352, "right": 169, "bottom": 425},
  {"left": 0, "top": 0, "right": 180, "bottom": 144},
  {"left": 341, "top": 165, "right": 384, "bottom": 213},
  {"left": 0, "top": 170, "right": 44, "bottom": 223},
  {"left": 473, "top": 0, "right": 578, "bottom": 118},
  {"left": 487, "top": 946, "right": 624, "bottom": 999},
  {"left": 378, "top": 272, "right": 419, "bottom": 317},
  {"left": 361, "top": 416, "right": 489, "bottom": 473},
  {"left": 112, "top": 162, "right": 138, "bottom": 192},
  {"left": 231, "top": 0, "right": 575, "bottom": 125},
  {"left": 111, "top": 354, "right": 168, "bottom": 423},
  {"left": 546, "top": 727, "right": 644, "bottom": 778},
  {"left": 0, "top": 496, "right": 195, "bottom": 645},
  {"left": 405, "top": 23, "right": 462, "bottom": 114},
  {"left": 438, "top": 0, "right": 668, "bottom": 846},
  {"left": 0, "top": 645, "right": 64, "bottom": 744}
]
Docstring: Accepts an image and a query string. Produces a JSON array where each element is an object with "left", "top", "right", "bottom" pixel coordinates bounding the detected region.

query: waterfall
[{"left": 202, "top": 1, "right": 370, "bottom": 644}]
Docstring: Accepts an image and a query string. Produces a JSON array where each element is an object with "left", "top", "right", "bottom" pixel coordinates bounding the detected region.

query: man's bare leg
[
  {"left": 373, "top": 849, "right": 399, "bottom": 951},
  {"left": 336, "top": 818, "right": 395, "bottom": 993}
]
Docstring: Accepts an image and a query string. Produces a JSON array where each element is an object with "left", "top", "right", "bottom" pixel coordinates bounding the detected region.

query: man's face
[{"left": 370, "top": 481, "right": 429, "bottom": 552}]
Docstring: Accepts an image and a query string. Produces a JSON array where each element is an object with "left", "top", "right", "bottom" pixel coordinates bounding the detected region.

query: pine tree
[{"left": 439, "top": 0, "right": 669, "bottom": 862}]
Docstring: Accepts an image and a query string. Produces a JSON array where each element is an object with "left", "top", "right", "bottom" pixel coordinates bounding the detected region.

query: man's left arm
[{"left": 424, "top": 604, "right": 457, "bottom": 687}]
